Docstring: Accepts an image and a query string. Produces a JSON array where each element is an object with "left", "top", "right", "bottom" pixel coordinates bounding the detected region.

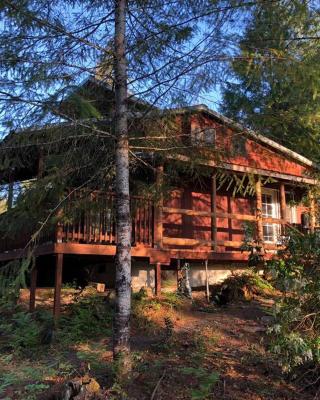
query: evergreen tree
[
  {"left": 221, "top": 0, "right": 320, "bottom": 160},
  {"left": 0, "top": 0, "right": 259, "bottom": 368}
]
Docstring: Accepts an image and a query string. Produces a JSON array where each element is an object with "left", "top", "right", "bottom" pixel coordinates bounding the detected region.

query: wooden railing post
[
  {"left": 255, "top": 178, "right": 263, "bottom": 244},
  {"left": 309, "top": 190, "right": 316, "bottom": 234},
  {"left": 211, "top": 172, "right": 217, "bottom": 251},
  {"left": 280, "top": 182, "right": 287, "bottom": 234},
  {"left": 154, "top": 165, "right": 163, "bottom": 248},
  {"left": 56, "top": 208, "right": 63, "bottom": 243}
]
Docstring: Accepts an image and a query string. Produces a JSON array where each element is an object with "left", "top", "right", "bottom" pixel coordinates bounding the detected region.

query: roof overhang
[{"left": 168, "top": 153, "right": 317, "bottom": 185}]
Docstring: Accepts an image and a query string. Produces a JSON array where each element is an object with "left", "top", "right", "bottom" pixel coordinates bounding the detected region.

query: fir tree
[{"left": 221, "top": 0, "right": 320, "bottom": 160}]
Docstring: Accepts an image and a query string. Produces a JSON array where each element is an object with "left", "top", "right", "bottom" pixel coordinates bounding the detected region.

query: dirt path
[{"left": 130, "top": 296, "right": 312, "bottom": 400}]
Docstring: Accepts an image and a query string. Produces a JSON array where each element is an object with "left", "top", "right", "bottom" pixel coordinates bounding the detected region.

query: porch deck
[{"left": 0, "top": 188, "right": 301, "bottom": 264}]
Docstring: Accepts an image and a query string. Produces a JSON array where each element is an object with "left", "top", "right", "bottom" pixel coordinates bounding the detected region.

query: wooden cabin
[{"left": 0, "top": 79, "right": 318, "bottom": 316}]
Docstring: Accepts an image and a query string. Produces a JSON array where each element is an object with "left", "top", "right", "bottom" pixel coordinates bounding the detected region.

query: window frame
[{"left": 261, "top": 188, "right": 281, "bottom": 243}]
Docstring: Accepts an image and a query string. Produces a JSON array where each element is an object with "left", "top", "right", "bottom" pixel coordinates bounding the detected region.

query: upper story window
[
  {"left": 191, "top": 127, "right": 216, "bottom": 146},
  {"left": 231, "top": 135, "right": 247, "bottom": 157}
]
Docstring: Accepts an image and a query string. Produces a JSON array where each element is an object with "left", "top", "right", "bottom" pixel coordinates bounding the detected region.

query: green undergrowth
[
  {"left": 0, "top": 291, "right": 113, "bottom": 355},
  {"left": 0, "top": 289, "right": 114, "bottom": 399},
  {"left": 211, "top": 272, "right": 274, "bottom": 305},
  {"left": 1, "top": 288, "right": 220, "bottom": 399}
]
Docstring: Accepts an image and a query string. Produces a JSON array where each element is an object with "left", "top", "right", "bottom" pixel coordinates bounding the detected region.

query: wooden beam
[
  {"left": 167, "top": 154, "right": 317, "bottom": 184},
  {"left": 53, "top": 253, "right": 63, "bottom": 319},
  {"left": 280, "top": 183, "right": 286, "bottom": 220},
  {"left": 309, "top": 191, "right": 316, "bottom": 234},
  {"left": 56, "top": 209, "right": 64, "bottom": 243},
  {"left": 176, "top": 259, "right": 182, "bottom": 290},
  {"left": 262, "top": 217, "right": 286, "bottom": 224},
  {"left": 163, "top": 236, "right": 247, "bottom": 248},
  {"left": 211, "top": 173, "right": 217, "bottom": 251},
  {"left": 255, "top": 178, "right": 263, "bottom": 244},
  {"left": 205, "top": 260, "right": 210, "bottom": 303},
  {"left": 162, "top": 207, "right": 256, "bottom": 221},
  {"left": 280, "top": 183, "right": 286, "bottom": 234},
  {"left": 154, "top": 165, "right": 164, "bottom": 248},
  {"left": 0, "top": 243, "right": 55, "bottom": 262},
  {"left": 155, "top": 262, "right": 161, "bottom": 296},
  {"left": 29, "top": 264, "right": 37, "bottom": 312}
]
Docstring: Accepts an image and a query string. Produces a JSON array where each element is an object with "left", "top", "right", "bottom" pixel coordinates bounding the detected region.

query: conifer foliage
[{"left": 221, "top": 0, "right": 320, "bottom": 160}]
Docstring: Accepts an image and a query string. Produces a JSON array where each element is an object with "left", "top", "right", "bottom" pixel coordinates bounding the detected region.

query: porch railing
[{"left": 60, "top": 191, "right": 153, "bottom": 246}]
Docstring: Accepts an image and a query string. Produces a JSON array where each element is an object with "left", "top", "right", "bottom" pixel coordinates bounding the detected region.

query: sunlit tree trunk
[{"left": 113, "top": 0, "right": 131, "bottom": 370}]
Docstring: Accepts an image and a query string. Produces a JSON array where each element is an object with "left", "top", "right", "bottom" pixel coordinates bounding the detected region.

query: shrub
[
  {"left": 0, "top": 309, "right": 43, "bottom": 354},
  {"left": 265, "top": 230, "right": 320, "bottom": 382},
  {"left": 211, "top": 272, "right": 273, "bottom": 305},
  {"left": 57, "top": 292, "right": 113, "bottom": 343}
]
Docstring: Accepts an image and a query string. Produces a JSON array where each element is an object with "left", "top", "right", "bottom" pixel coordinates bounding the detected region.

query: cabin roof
[
  {"left": 53, "top": 77, "right": 317, "bottom": 169},
  {"left": 1, "top": 79, "right": 317, "bottom": 186}
]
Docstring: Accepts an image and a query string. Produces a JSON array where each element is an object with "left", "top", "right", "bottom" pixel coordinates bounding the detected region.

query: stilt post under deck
[
  {"left": 155, "top": 262, "right": 161, "bottom": 296},
  {"left": 177, "top": 259, "right": 182, "bottom": 291},
  {"left": 53, "top": 253, "right": 63, "bottom": 319},
  {"left": 29, "top": 264, "right": 37, "bottom": 312}
]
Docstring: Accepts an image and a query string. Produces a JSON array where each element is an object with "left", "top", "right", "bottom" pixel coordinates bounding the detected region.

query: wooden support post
[
  {"left": 176, "top": 259, "right": 181, "bottom": 290},
  {"left": 309, "top": 191, "right": 316, "bottom": 234},
  {"left": 154, "top": 165, "right": 164, "bottom": 248},
  {"left": 155, "top": 262, "right": 161, "bottom": 296},
  {"left": 29, "top": 264, "right": 37, "bottom": 312},
  {"left": 205, "top": 260, "right": 210, "bottom": 303},
  {"left": 211, "top": 173, "right": 217, "bottom": 251},
  {"left": 56, "top": 208, "right": 64, "bottom": 243},
  {"left": 53, "top": 253, "right": 63, "bottom": 319},
  {"left": 255, "top": 178, "right": 263, "bottom": 244},
  {"left": 280, "top": 183, "right": 287, "bottom": 234}
]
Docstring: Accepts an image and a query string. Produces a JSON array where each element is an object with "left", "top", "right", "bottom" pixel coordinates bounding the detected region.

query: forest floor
[{"left": 0, "top": 288, "right": 313, "bottom": 400}]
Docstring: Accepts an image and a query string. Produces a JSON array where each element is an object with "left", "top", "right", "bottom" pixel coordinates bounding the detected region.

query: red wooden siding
[
  {"left": 163, "top": 185, "right": 254, "bottom": 250},
  {"left": 190, "top": 114, "right": 311, "bottom": 178}
]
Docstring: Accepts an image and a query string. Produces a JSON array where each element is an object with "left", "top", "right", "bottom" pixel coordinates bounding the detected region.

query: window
[
  {"left": 232, "top": 135, "right": 247, "bottom": 157},
  {"left": 285, "top": 191, "right": 298, "bottom": 224},
  {"left": 262, "top": 189, "right": 280, "bottom": 242},
  {"left": 191, "top": 127, "right": 216, "bottom": 145}
]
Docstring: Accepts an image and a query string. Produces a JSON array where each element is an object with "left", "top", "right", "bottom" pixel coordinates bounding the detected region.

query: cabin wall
[
  {"left": 189, "top": 262, "right": 247, "bottom": 287},
  {"left": 163, "top": 184, "right": 254, "bottom": 249},
  {"left": 93, "top": 259, "right": 155, "bottom": 293},
  {"left": 190, "top": 114, "right": 310, "bottom": 177},
  {"left": 163, "top": 180, "right": 309, "bottom": 250}
]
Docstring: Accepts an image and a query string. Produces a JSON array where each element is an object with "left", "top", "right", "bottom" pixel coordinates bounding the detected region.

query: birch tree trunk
[{"left": 113, "top": 0, "right": 131, "bottom": 369}]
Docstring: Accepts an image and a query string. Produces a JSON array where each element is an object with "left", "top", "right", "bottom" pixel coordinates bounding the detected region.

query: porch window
[
  {"left": 262, "top": 189, "right": 280, "bottom": 242},
  {"left": 285, "top": 191, "right": 298, "bottom": 224}
]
